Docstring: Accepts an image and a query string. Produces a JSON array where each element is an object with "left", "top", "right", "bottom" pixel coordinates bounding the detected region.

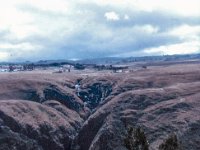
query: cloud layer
[{"left": 0, "top": 0, "right": 200, "bottom": 61}]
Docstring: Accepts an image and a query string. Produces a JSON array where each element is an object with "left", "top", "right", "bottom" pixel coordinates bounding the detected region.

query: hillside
[{"left": 0, "top": 63, "right": 200, "bottom": 149}]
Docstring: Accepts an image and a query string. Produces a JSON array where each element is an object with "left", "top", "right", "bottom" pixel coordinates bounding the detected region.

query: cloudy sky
[{"left": 0, "top": 0, "right": 200, "bottom": 61}]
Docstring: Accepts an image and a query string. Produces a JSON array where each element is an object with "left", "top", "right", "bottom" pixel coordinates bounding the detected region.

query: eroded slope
[{"left": 0, "top": 64, "right": 200, "bottom": 150}]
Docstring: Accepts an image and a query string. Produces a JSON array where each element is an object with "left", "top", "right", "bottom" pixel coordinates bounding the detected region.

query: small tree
[
  {"left": 74, "top": 63, "right": 85, "bottom": 70},
  {"left": 159, "top": 133, "right": 182, "bottom": 150},
  {"left": 142, "top": 65, "right": 147, "bottom": 69},
  {"left": 9, "top": 65, "right": 14, "bottom": 72},
  {"left": 124, "top": 126, "right": 149, "bottom": 150}
]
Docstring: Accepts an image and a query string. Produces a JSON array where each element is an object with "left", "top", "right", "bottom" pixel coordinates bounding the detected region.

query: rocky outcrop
[{"left": 78, "top": 77, "right": 115, "bottom": 109}]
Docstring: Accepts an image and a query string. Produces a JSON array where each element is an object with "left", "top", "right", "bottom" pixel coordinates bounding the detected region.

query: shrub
[
  {"left": 124, "top": 126, "right": 149, "bottom": 150},
  {"left": 142, "top": 65, "right": 147, "bottom": 69},
  {"left": 159, "top": 133, "right": 182, "bottom": 150},
  {"left": 74, "top": 63, "right": 85, "bottom": 70}
]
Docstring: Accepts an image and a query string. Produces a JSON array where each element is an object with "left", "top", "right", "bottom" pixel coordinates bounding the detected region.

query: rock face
[
  {"left": 78, "top": 76, "right": 115, "bottom": 109},
  {"left": 0, "top": 64, "right": 200, "bottom": 150}
]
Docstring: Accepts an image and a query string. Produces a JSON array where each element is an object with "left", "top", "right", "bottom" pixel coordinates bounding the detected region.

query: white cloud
[
  {"left": 22, "top": 0, "right": 69, "bottom": 13},
  {"left": 0, "top": 52, "right": 10, "bottom": 61},
  {"left": 134, "top": 0, "right": 200, "bottom": 16},
  {"left": 144, "top": 41, "right": 200, "bottom": 55},
  {"left": 104, "top": 11, "right": 120, "bottom": 21},
  {"left": 133, "top": 25, "right": 159, "bottom": 34},
  {"left": 91, "top": 0, "right": 200, "bottom": 17},
  {"left": 169, "top": 24, "right": 200, "bottom": 41},
  {"left": 124, "top": 14, "right": 130, "bottom": 20},
  {"left": 0, "top": 42, "right": 43, "bottom": 61},
  {"left": 0, "top": 43, "right": 42, "bottom": 50}
]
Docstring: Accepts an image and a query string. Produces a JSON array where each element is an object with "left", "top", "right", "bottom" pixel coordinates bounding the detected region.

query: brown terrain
[{"left": 0, "top": 62, "right": 200, "bottom": 150}]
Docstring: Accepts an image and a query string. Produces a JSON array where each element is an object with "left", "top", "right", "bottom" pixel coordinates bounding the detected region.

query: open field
[{"left": 0, "top": 61, "right": 200, "bottom": 150}]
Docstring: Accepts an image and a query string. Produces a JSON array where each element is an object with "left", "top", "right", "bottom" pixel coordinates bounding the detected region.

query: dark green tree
[
  {"left": 74, "top": 63, "right": 85, "bottom": 70},
  {"left": 124, "top": 126, "right": 149, "bottom": 150},
  {"left": 159, "top": 133, "right": 182, "bottom": 150}
]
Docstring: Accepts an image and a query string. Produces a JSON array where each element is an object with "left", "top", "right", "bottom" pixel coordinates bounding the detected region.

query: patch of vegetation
[
  {"left": 74, "top": 63, "right": 85, "bottom": 70},
  {"left": 142, "top": 65, "right": 147, "bottom": 69},
  {"left": 124, "top": 126, "right": 149, "bottom": 150},
  {"left": 159, "top": 133, "right": 182, "bottom": 150}
]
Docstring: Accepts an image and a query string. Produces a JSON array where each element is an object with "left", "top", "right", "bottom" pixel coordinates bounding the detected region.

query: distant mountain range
[{"left": 1, "top": 53, "right": 200, "bottom": 65}]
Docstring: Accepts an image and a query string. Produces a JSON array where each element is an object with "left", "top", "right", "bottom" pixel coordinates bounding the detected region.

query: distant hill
[{"left": 1, "top": 53, "right": 200, "bottom": 65}]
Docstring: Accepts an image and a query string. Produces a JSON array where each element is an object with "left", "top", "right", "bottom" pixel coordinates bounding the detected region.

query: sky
[{"left": 0, "top": 0, "right": 200, "bottom": 61}]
